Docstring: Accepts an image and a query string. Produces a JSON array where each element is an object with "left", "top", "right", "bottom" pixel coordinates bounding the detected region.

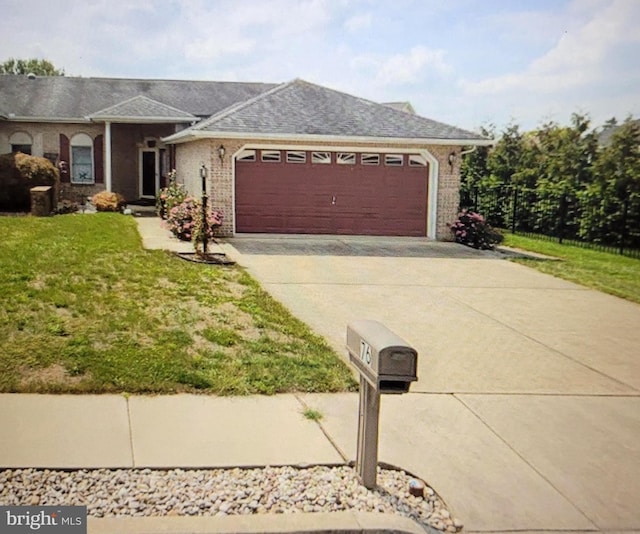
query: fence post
[
  {"left": 619, "top": 196, "right": 629, "bottom": 255},
  {"left": 558, "top": 194, "right": 567, "bottom": 245},
  {"left": 511, "top": 186, "right": 518, "bottom": 234}
]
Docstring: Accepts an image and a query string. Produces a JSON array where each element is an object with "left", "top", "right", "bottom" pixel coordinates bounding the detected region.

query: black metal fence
[{"left": 460, "top": 185, "right": 640, "bottom": 259}]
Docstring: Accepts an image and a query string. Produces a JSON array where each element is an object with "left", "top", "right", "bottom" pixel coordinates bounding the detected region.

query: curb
[
  {"left": 88, "top": 511, "right": 436, "bottom": 534},
  {"left": 495, "top": 245, "right": 560, "bottom": 261}
]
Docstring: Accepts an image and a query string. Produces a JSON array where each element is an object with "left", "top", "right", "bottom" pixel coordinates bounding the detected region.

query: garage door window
[
  {"left": 409, "top": 155, "right": 427, "bottom": 167},
  {"left": 238, "top": 149, "right": 256, "bottom": 162},
  {"left": 286, "top": 151, "right": 306, "bottom": 164},
  {"left": 385, "top": 154, "right": 404, "bottom": 167},
  {"left": 337, "top": 153, "right": 356, "bottom": 165},
  {"left": 361, "top": 154, "right": 380, "bottom": 166},
  {"left": 261, "top": 150, "right": 281, "bottom": 162},
  {"left": 312, "top": 152, "right": 331, "bottom": 164}
]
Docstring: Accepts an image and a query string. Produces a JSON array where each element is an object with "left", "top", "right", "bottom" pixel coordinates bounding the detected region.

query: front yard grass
[
  {"left": 503, "top": 234, "right": 640, "bottom": 304},
  {"left": 0, "top": 214, "right": 357, "bottom": 394}
]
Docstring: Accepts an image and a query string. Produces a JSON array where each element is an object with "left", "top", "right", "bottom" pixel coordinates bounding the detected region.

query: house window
[
  {"left": 261, "top": 150, "right": 281, "bottom": 162},
  {"left": 11, "top": 144, "right": 32, "bottom": 155},
  {"left": 361, "top": 154, "right": 380, "bottom": 166},
  {"left": 286, "top": 151, "right": 306, "bottom": 163},
  {"left": 409, "top": 155, "right": 428, "bottom": 167},
  {"left": 70, "top": 133, "right": 94, "bottom": 184},
  {"left": 312, "top": 152, "right": 331, "bottom": 164},
  {"left": 337, "top": 153, "right": 356, "bottom": 165},
  {"left": 237, "top": 149, "right": 256, "bottom": 161},
  {"left": 385, "top": 154, "right": 404, "bottom": 166},
  {"left": 9, "top": 132, "right": 32, "bottom": 155}
]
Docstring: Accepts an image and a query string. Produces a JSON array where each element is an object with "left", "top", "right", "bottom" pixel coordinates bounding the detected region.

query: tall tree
[
  {"left": 460, "top": 125, "right": 494, "bottom": 197},
  {"left": 487, "top": 123, "right": 528, "bottom": 187},
  {"left": 585, "top": 117, "right": 640, "bottom": 245},
  {"left": 0, "top": 58, "right": 64, "bottom": 76}
]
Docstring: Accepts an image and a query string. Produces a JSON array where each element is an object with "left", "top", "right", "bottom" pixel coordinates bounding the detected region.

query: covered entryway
[{"left": 235, "top": 149, "right": 429, "bottom": 236}]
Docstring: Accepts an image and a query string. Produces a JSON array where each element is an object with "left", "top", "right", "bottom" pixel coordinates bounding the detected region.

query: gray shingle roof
[
  {"left": 0, "top": 75, "right": 277, "bottom": 119},
  {"left": 190, "top": 79, "right": 485, "bottom": 141},
  {"left": 0, "top": 75, "right": 488, "bottom": 143},
  {"left": 88, "top": 95, "right": 196, "bottom": 121}
]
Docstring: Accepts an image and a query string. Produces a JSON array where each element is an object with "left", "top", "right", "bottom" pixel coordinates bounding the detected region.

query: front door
[{"left": 140, "top": 149, "right": 158, "bottom": 198}]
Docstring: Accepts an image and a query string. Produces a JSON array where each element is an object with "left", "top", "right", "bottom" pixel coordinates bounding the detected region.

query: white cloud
[
  {"left": 344, "top": 12, "right": 372, "bottom": 32},
  {"left": 178, "top": 0, "right": 335, "bottom": 63},
  {"left": 352, "top": 46, "right": 451, "bottom": 88},
  {"left": 462, "top": 0, "right": 640, "bottom": 96}
]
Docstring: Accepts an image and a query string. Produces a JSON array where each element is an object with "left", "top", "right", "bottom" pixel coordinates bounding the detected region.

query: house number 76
[{"left": 359, "top": 340, "right": 372, "bottom": 366}]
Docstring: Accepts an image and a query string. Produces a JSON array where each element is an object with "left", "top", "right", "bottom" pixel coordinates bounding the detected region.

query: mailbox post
[{"left": 346, "top": 320, "right": 418, "bottom": 489}]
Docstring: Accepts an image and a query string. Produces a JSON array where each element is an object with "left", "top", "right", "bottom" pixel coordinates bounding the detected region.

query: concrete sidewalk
[{"left": 0, "top": 394, "right": 343, "bottom": 469}]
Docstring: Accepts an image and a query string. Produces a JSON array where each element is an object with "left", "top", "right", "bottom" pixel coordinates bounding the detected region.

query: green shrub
[
  {"left": 91, "top": 191, "right": 126, "bottom": 212},
  {"left": 0, "top": 152, "right": 59, "bottom": 211},
  {"left": 450, "top": 209, "right": 503, "bottom": 250},
  {"left": 156, "top": 170, "right": 187, "bottom": 218}
]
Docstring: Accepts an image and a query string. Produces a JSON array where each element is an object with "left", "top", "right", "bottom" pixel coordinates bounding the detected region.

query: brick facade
[{"left": 1, "top": 120, "right": 462, "bottom": 239}]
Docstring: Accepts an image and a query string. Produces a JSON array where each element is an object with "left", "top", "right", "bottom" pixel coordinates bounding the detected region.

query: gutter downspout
[
  {"left": 459, "top": 146, "right": 477, "bottom": 157},
  {"left": 105, "top": 121, "right": 112, "bottom": 192}
]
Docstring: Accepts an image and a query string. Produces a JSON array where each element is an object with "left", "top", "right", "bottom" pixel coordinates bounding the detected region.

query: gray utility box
[{"left": 346, "top": 320, "right": 418, "bottom": 394}]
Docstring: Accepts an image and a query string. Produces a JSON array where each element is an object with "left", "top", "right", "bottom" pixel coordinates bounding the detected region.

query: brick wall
[
  {"left": 429, "top": 145, "right": 461, "bottom": 241},
  {"left": 0, "top": 122, "right": 105, "bottom": 203}
]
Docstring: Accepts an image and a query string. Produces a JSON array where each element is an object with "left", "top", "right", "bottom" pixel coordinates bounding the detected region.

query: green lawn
[
  {"left": 503, "top": 234, "right": 640, "bottom": 304},
  {"left": 0, "top": 214, "right": 357, "bottom": 394}
]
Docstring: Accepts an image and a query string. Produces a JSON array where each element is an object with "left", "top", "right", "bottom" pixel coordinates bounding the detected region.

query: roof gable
[
  {"left": 187, "top": 79, "right": 485, "bottom": 142},
  {"left": 87, "top": 95, "right": 196, "bottom": 122}
]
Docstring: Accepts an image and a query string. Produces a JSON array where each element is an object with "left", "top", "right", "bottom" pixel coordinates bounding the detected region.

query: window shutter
[
  {"left": 94, "top": 135, "right": 104, "bottom": 184},
  {"left": 59, "top": 134, "right": 70, "bottom": 183}
]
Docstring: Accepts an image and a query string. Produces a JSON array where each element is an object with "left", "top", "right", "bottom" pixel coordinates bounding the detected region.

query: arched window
[
  {"left": 70, "top": 133, "right": 94, "bottom": 184},
  {"left": 10, "top": 132, "right": 32, "bottom": 155}
]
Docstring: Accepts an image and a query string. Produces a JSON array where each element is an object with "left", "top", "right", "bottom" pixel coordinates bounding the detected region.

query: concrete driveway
[{"left": 224, "top": 234, "right": 640, "bottom": 533}]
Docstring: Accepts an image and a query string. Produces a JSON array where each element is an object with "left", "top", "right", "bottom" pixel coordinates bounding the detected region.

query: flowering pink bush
[
  {"left": 450, "top": 209, "right": 503, "bottom": 250},
  {"left": 166, "top": 198, "right": 222, "bottom": 242}
]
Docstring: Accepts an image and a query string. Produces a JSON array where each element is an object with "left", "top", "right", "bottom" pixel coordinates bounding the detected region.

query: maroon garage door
[{"left": 235, "top": 150, "right": 429, "bottom": 236}]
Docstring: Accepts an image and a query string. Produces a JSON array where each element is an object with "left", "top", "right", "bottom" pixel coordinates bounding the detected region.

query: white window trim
[
  {"left": 70, "top": 133, "right": 94, "bottom": 185},
  {"left": 286, "top": 151, "right": 306, "bottom": 163},
  {"left": 261, "top": 150, "right": 281, "bottom": 162},
  {"left": 237, "top": 149, "right": 256, "bottom": 161},
  {"left": 409, "top": 154, "right": 428, "bottom": 167},
  {"left": 385, "top": 154, "right": 404, "bottom": 166},
  {"left": 337, "top": 152, "right": 356, "bottom": 165},
  {"left": 311, "top": 152, "right": 331, "bottom": 164},
  {"left": 361, "top": 153, "right": 380, "bottom": 166},
  {"left": 9, "top": 132, "right": 33, "bottom": 155}
]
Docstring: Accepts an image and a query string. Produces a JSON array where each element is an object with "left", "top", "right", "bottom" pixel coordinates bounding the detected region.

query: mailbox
[{"left": 346, "top": 320, "right": 418, "bottom": 394}]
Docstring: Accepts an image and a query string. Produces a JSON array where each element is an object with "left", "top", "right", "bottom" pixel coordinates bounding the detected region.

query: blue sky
[{"left": 1, "top": 0, "right": 638, "bottom": 132}]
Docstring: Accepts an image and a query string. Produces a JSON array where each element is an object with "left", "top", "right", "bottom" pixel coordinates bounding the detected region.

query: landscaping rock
[{"left": 0, "top": 466, "right": 461, "bottom": 532}]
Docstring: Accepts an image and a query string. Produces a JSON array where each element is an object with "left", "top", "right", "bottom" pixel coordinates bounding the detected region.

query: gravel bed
[{"left": 0, "top": 465, "right": 463, "bottom": 532}]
